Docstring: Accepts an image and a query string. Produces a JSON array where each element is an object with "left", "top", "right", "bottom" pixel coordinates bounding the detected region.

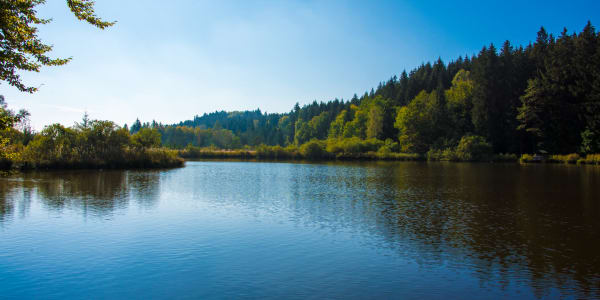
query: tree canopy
[{"left": 0, "top": 0, "right": 115, "bottom": 93}]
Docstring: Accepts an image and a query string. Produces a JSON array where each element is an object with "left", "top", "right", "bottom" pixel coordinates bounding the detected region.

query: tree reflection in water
[
  {"left": 0, "top": 170, "right": 161, "bottom": 221},
  {"left": 0, "top": 162, "right": 599, "bottom": 298}
]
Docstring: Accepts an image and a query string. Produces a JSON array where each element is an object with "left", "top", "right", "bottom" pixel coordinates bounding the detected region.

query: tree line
[
  {"left": 2, "top": 22, "right": 599, "bottom": 167},
  {"left": 127, "top": 22, "right": 599, "bottom": 158}
]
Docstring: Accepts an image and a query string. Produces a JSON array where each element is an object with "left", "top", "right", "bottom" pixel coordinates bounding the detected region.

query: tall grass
[
  {"left": 179, "top": 145, "right": 254, "bottom": 159},
  {"left": 519, "top": 153, "right": 600, "bottom": 165},
  {"left": 15, "top": 147, "right": 183, "bottom": 170}
]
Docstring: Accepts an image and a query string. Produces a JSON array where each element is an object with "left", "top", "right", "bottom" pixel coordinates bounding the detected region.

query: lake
[{"left": 1, "top": 161, "right": 599, "bottom": 299}]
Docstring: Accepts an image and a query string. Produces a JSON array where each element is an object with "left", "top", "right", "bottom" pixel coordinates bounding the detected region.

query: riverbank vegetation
[
  {"left": 126, "top": 23, "right": 600, "bottom": 165},
  {"left": 0, "top": 102, "right": 182, "bottom": 170},
  {"left": 2, "top": 23, "right": 600, "bottom": 168}
]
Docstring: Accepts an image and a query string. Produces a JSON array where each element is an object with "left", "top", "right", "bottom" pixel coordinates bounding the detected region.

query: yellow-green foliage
[
  {"left": 125, "top": 148, "right": 183, "bottom": 168},
  {"left": 519, "top": 154, "right": 537, "bottom": 163},
  {"left": 581, "top": 154, "right": 600, "bottom": 165},
  {"left": 5, "top": 120, "right": 183, "bottom": 170},
  {"left": 374, "top": 152, "right": 422, "bottom": 161},
  {"left": 256, "top": 144, "right": 299, "bottom": 159},
  {"left": 395, "top": 90, "right": 439, "bottom": 153},
  {"left": 427, "top": 149, "right": 458, "bottom": 161},
  {"left": 300, "top": 140, "right": 329, "bottom": 159},
  {"left": 0, "top": 137, "right": 20, "bottom": 168},
  {"left": 426, "top": 135, "right": 494, "bottom": 162},
  {"left": 455, "top": 135, "right": 492, "bottom": 161},
  {"left": 131, "top": 128, "right": 161, "bottom": 150},
  {"left": 328, "top": 110, "right": 347, "bottom": 139},
  {"left": 520, "top": 153, "right": 600, "bottom": 165},
  {"left": 326, "top": 137, "right": 384, "bottom": 155},
  {"left": 548, "top": 153, "right": 580, "bottom": 164},
  {"left": 179, "top": 145, "right": 254, "bottom": 159}
]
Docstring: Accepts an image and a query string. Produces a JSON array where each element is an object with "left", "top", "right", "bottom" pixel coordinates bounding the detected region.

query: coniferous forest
[
  {"left": 139, "top": 24, "right": 600, "bottom": 158},
  {"left": 2, "top": 23, "right": 600, "bottom": 167}
]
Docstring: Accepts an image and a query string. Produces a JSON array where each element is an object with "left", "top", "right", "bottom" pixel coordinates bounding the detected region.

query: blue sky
[{"left": 3, "top": 0, "right": 600, "bottom": 129}]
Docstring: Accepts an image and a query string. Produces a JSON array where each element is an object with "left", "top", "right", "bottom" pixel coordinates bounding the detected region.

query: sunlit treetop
[{"left": 0, "top": 0, "right": 115, "bottom": 93}]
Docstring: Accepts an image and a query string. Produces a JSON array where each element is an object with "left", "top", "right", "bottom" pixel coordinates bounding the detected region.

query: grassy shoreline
[
  {"left": 1, "top": 148, "right": 184, "bottom": 171},
  {"left": 3, "top": 146, "right": 599, "bottom": 171},
  {"left": 177, "top": 146, "right": 600, "bottom": 165}
]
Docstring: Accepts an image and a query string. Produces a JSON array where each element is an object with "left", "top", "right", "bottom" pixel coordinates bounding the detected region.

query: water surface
[{"left": 1, "top": 161, "right": 599, "bottom": 299}]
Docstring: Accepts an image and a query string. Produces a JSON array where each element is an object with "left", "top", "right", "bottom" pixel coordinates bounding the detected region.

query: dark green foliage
[
  {"left": 517, "top": 23, "right": 600, "bottom": 154},
  {"left": 130, "top": 118, "right": 142, "bottom": 134},
  {"left": 580, "top": 129, "right": 600, "bottom": 154}
]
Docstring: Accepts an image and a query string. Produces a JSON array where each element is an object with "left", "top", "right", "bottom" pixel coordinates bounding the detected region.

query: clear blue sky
[{"left": 3, "top": 0, "right": 600, "bottom": 129}]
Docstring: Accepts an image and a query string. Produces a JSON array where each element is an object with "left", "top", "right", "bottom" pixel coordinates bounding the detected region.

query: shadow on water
[{"left": 0, "top": 161, "right": 599, "bottom": 298}]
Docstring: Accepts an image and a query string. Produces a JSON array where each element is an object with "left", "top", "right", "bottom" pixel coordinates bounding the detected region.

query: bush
[
  {"left": 326, "top": 137, "right": 384, "bottom": 156},
  {"left": 426, "top": 149, "right": 443, "bottom": 161},
  {"left": 548, "top": 153, "right": 580, "bottom": 164},
  {"left": 580, "top": 129, "right": 600, "bottom": 154},
  {"left": 375, "top": 152, "right": 422, "bottom": 161},
  {"left": 256, "top": 144, "right": 298, "bottom": 159},
  {"left": 520, "top": 154, "right": 535, "bottom": 163},
  {"left": 492, "top": 153, "right": 518, "bottom": 162},
  {"left": 426, "top": 148, "right": 458, "bottom": 161},
  {"left": 126, "top": 148, "right": 183, "bottom": 168},
  {"left": 581, "top": 154, "right": 600, "bottom": 165},
  {"left": 300, "top": 140, "right": 329, "bottom": 159},
  {"left": 179, "top": 145, "right": 254, "bottom": 159},
  {"left": 377, "top": 139, "right": 399, "bottom": 154},
  {"left": 455, "top": 135, "right": 492, "bottom": 161}
]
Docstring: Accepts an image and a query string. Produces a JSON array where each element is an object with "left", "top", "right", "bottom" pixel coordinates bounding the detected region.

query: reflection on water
[
  {"left": 0, "top": 170, "right": 161, "bottom": 222},
  {"left": 0, "top": 162, "right": 599, "bottom": 299}
]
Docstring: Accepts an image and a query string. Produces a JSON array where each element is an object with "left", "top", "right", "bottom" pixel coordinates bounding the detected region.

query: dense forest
[
  {"left": 1, "top": 22, "right": 600, "bottom": 167},
  {"left": 126, "top": 23, "right": 600, "bottom": 158}
]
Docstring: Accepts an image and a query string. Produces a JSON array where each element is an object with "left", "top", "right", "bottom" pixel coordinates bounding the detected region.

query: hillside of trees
[
  {"left": 126, "top": 22, "right": 600, "bottom": 159},
  {"left": 2, "top": 22, "right": 600, "bottom": 168}
]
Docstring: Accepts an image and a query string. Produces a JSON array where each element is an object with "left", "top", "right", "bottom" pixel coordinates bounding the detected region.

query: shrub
[
  {"left": 548, "top": 153, "right": 580, "bottom": 164},
  {"left": 426, "top": 149, "right": 443, "bottom": 161},
  {"left": 179, "top": 145, "right": 254, "bottom": 159},
  {"left": 582, "top": 154, "right": 600, "bottom": 165},
  {"left": 256, "top": 144, "right": 298, "bottom": 159},
  {"left": 492, "top": 153, "right": 518, "bottom": 162},
  {"left": 455, "top": 135, "right": 492, "bottom": 161},
  {"left": 326, "top": 137, "right": 384, "bottom": 155},
  {"left": 377, "top": 139, "right": 399, "bottom": 154},
  {"left": 426, "top": 148, "right": 458, "bottom": 161},
  {"left": 520, "top": 154, "right": 535, "bottom": 163},
  {"left": 300, "top": 140, "right": 329, "bottom": 159},
  {"left": 375, "top": 152, "right": 422, "bottom": 161}
]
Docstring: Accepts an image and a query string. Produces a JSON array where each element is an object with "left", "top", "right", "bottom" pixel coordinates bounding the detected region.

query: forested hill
[{"left": 129, "top": 22, "right": 600, "bottom": 155}]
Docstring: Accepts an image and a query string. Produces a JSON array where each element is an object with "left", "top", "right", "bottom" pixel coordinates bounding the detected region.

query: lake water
[{"left": 1, "top": 161, "right": 599, "bottom": 299}]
